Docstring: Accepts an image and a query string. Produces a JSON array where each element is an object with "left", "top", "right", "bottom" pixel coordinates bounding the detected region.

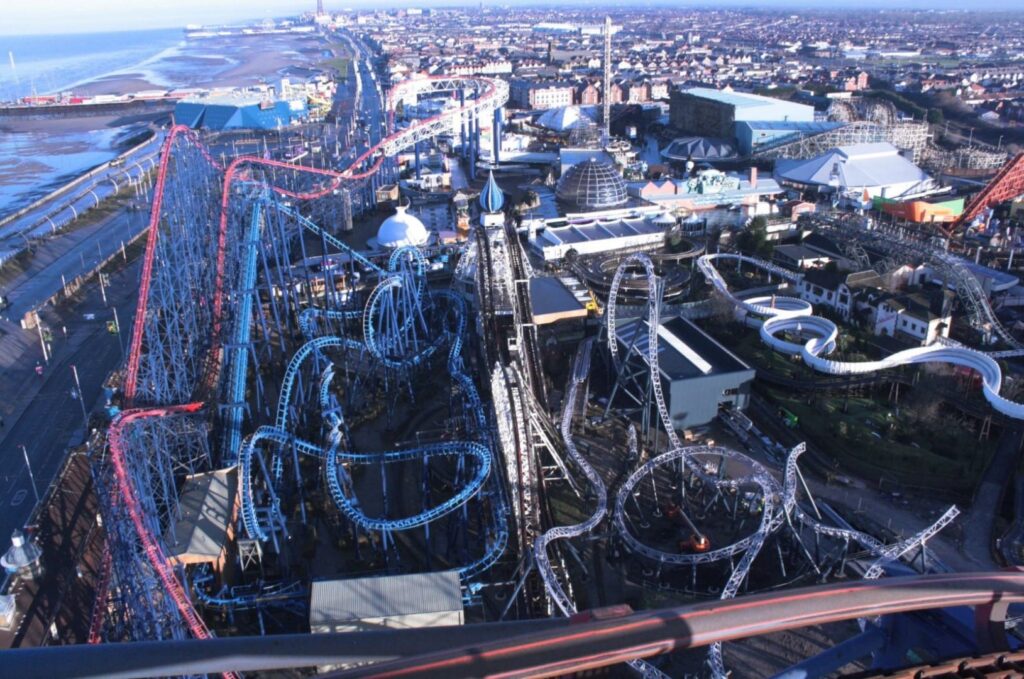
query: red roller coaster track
[
  {"left": 123, "top": 75, "right": 504, "bottom": 404},
  {"left": 97, "top": 74, "right": 505, "bottom": 658},
  {"left": 341, "top": 570, "right": 1024, "bottom": 679},
  {"left": 949, "top": 152, "right": 1024, "bottom": 234}
]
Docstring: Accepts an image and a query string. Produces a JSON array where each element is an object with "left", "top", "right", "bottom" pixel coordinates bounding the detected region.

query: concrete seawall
[
  {"left": 0, "top": 100, "right": 175, "bottom": 120},
  {"left": 0, "top": 130, "right": 159, "bottom": 233}
]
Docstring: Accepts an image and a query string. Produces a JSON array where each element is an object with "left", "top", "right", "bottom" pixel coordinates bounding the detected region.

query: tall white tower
[{"left": 603, "top": 15, "right": 612, "bottom": 145}]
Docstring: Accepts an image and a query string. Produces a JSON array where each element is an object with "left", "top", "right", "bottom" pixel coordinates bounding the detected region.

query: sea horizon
[{"left": 0, "top": 27, "right": 185, "bottom": 101}]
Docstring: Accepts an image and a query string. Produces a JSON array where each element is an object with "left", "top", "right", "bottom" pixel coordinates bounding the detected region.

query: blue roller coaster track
[
  {"left": 222, "top": 200, "right": 268, "bottom": 465},
  {"left": 235, "top": 245, "right": 508, "bottom": 580}
]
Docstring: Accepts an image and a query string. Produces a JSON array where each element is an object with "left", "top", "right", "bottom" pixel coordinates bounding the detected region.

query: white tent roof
[
  {"left": 534, "top": 105, "right": 598, "bottom": 132},
  {"left": 661, "top": 136, "right": 738, "bottom": 161},
  {"left": 775, "top": 142, "right": 931, "bottom": 194}
]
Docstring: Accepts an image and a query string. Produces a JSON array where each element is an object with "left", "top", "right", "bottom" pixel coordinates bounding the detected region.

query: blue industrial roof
[
  {"left": 174, "top": 98, "right": 308, "bottom": 131},
  {"left": 737, "top": 120, "right": 846, "bottom": 133},
  {"left": 684, "top": 87, "right": 804, "bottom": 110}
]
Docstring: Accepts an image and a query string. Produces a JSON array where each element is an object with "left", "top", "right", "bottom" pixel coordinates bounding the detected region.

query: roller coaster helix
[
  {"left": 532, "top": 339, "right": 667, "bottom": 677},
  {"left": 530, "top": 252, "right": 963, "bottom": 677},
  {"left": 361, "top": 256, "right": 433, "bottom": 373},
  {"left": 235, "top": 272, "right": 506, "bottom": 578},
  {"left": 91, "top": 71, "right": 510, "bottom": 644}
]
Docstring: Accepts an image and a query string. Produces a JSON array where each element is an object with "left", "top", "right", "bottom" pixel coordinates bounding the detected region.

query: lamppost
[
  {"left": 20, "top": 444, "right": 40, "bottom": 505},
  {"left": 71, "top": 364, "right": 89, "bottom": 430}
]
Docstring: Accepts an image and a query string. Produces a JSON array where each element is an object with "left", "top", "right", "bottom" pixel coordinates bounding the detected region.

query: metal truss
[
  {"left": 92, "top": 67, "right": 512, "bottom": 645},
  {"left": 228, "top": 244, "right": 506, "bottom": 577},
  {"left": 381, "top": 77, "right": 508, "bottom": 159},
  {"left": 125, "top": 129, "right": 224, "bottom": 406},
  {"left": 579, "top": 251, "right": 965, "bottom": 677},
  {"left": 753, "top": 121, "right": 929, "bottom": 162},
  {"left": 605, "top": 253, "right": 684, "bottom": 451},
  {"left": 89, "top": 406, "right": 223, "bottom": 654},
  {"left": 802, "top": 214, "right": 1022, "bottom": 348}
]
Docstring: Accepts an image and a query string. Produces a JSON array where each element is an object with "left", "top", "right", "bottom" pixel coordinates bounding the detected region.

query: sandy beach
[
  {"left": 0, "top": 30, "right": 332, "bottom": 216},
  {"left": 0, "top": 113, "right": 158, "bottom": 217},
  {"left": 74, "top": 75, "right": 165, "bottom": 97},
  {"left": 73, "top": 32, "right": 331, "bottom": 97}
]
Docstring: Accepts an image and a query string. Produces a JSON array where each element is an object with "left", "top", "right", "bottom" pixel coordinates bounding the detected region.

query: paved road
[
  {"left": 0, "top": 207, "right": 148, "bottom": 322},
  {"left": 339, "top": 30, "right": 386, "bottom": 152},
  {"left": 0, "top": 255, "right": 139, "bottom": 542},
  {"left": 960, "top": 423, "right": 1024, "bottom": 568},
  {"left": 0, "top": 132, "right": 160, "bottom": 262}
]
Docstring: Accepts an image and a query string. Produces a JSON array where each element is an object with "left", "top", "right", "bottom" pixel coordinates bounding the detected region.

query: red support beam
[{"left": 952, "top": 153, "right": 1024, "bottom": 233}]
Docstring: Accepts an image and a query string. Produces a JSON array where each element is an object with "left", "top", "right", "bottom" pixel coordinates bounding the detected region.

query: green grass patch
[
  {"left": 321, "top": 57, "right": 350, "bottom": 78},
  {"left": 763, "top": 385, "right": 993, "bottom": 494}
]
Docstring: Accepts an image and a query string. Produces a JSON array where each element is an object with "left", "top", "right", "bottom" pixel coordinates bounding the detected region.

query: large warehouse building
[
  {"left": 615, "top": 316, "right": 756, "bottom": 430},
  {"left": 669, "top": 87, "right": 815, "bottom": 139},
  {"left": 175, "top": 92, "right": 309, "bottom": 131}
]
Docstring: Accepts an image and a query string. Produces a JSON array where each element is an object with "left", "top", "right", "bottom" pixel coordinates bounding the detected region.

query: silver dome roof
[{"left": 555, "top": 159, "right": 628, "bottom": 211}]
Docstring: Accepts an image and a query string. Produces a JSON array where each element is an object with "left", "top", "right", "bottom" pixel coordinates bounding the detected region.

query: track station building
[{"left": 614, "top": 316, "right": 756, "bottom": 430}]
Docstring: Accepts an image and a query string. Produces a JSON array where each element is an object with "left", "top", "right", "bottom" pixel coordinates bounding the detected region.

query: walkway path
[{"left": 0, "top": 254, "right": 140, "bottom": 542}]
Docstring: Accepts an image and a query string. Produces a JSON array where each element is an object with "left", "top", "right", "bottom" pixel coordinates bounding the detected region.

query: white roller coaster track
[
  {"left": 381, "top": 76, "right": 508, "bottom": 159},
  {"left": 606, "top": 253, "right": 683, "bottom": 452},
  {"left": 807, "top": 215, "right": 1023, "bottom": 350},
  {"left": 532, "top": 339, "right": 667, "bottom": 678},
  {"left": 601, "top": 253, "right": 960, "bottom": 677},
  {"left": 698, "top": 252, "right": 1024, "bottom": 421},
  {"left": 534, "top": 339, "right": 605, "bottom": 616}
]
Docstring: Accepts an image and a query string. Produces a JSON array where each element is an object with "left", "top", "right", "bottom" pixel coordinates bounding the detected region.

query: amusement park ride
[
  {"left": 89, "top": 59, "right": 510, "bottom": 645},
  {"left": 69, "top": 36, "right": 1024, "bottom": 679}
]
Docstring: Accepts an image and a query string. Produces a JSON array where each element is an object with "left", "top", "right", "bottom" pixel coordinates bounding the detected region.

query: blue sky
[
  {"left": 3, "top": 0, "right": 1022, "bottom": 36},
  {"left": 4, "top": 0, "right": 305, "bottom": 34}
]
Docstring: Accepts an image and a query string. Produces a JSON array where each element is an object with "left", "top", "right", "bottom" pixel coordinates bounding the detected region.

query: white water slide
[{"left": 697, "top": 253, "right": 1024, "bottom": 421}]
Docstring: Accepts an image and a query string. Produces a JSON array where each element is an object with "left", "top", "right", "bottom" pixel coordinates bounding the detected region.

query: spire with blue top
[{"left": 479, "top": 170, "right": 505, "bottom": 214}]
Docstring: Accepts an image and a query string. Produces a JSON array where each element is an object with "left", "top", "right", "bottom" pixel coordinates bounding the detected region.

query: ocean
[
  {"left": 0, "top": 26, "right": 312, "bottom": 217},
  {"left": 0, "top": 28, "right": 184, "bottom": 101},
  {"left": 0, "top": 28, "right": 187, "bottom": 217}
]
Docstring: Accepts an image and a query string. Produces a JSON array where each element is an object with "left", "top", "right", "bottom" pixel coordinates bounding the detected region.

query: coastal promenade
[
  {"left": 0, "top": 130, "right": 161, "bottom": 266},
  {"left": 0, "top": 253, "right": 140, "bottom": 544}
]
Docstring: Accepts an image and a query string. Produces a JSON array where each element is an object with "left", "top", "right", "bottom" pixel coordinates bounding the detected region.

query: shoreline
[
  {"left": 71, "top": 32, "right": 329, "bottom": 98},
  {"left": 0, "top": 30, "right": 331, "bottom": 216}
]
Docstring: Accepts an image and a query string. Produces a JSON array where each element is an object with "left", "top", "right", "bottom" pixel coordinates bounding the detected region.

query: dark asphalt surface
[
  {"left": 1, "top": 206, "right": 148, "bottom": 322},
  {"left": 961, "top": 422, "right": 1024, "bottom": 567},
  {"left": 0, "top": 253, "right": 139, "bottom": 541}
]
